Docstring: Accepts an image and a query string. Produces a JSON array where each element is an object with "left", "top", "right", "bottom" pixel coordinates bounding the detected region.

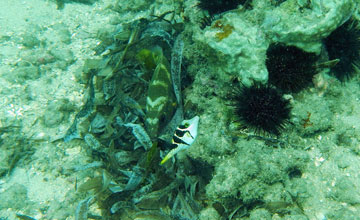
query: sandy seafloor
[
  {"left": 0, "top": 0, "right": 113, "bottom": 219},
  {"left": 1, "top": 0, "right": 360, "bottom": 220}
]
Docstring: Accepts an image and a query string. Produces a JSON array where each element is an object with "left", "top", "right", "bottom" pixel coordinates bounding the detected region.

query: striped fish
[
  {"left": 142, "top": 47, "right": 176, "bottom": 139},
  {"left": 160, "top": 116, "right": 200, "bottom": 165}
]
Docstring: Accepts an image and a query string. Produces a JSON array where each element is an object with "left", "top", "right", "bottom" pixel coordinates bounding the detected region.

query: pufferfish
[{"left": 160, "top": 116, "right": 200, "bottom": 165}]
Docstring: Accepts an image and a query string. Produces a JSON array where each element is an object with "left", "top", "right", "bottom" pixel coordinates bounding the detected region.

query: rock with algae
[
  {"left": 189, "top": 136, "right": 309, "bottom": 208},
  {"left": 194, "top": 12, "right": 268, "bottom": 86},
  {"left": 193, "top": 0, "right": 356, "bottom": 85},
  {"left": 0, "top": 184, "right": 32, "bottom": 209},
  {"left": 262, "top": 0, "right": 357, "bottom": 53}
]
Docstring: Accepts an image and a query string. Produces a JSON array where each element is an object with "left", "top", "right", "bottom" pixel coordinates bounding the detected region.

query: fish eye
[{"left": 184, "top": 122, "right": 190, "bottom": 128}]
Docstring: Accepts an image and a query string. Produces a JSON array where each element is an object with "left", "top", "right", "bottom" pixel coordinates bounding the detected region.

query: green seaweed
[
  {"left": 136, "top": 49, "right": 158, "bottom": 76},
  {"left": 64, "top": 71, "right": 95, "bottom": 142},
  {"left": 64, "top": 11, "right": 207, "bottom": 220}
]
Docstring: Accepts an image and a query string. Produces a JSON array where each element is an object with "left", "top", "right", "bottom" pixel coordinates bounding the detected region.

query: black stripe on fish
[
  {"left": 169, "top": 143, "right": 178, "bottom": 150},
  {"left": 175, "top": 129, "right": 195, "bottom": 140},
  {"left": 175, "top": 128, "right": 187, "bottom": 137},
  {"left": 178, "top": 124, "right": 189, "bottom": 129},
  {"left": 173, "top": 135, "right": 190, "bottom": 146}
]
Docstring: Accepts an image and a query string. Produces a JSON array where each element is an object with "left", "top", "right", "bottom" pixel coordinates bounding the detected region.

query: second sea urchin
[
  {"left": 232, "top": 83, "right": 291, "bottom": 136},
  {"left": 324, "top": 18, "right": 360, "bottom": 81},
  {"left": 266, "top": 44, "right": 318, "bottom": 93},
  {"left": 197, "top": 0, "right": 247, "bottom": 15}
]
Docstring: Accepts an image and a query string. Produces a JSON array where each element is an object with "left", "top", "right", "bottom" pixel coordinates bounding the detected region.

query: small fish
[
  {"left": 314, "top": 59, "right": 340, "bottom": 69},
  {"left": 16, "top": 213, "right": 37, "bottom": 220},
  {"left": 160, "top": 116, "right": 200, "bottom": 164}
]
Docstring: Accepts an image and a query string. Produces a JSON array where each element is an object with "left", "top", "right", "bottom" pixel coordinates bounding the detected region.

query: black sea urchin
[
  {"left": 233, "top": 84, "right": 291, "bottom": 136},
  {"left": 266, "top": 44, "right": 318, "bottom": 93},
  {"left": 324, "top": 18, "right": 360, "bottom": 81},
  {"left": 198, "top": 0, "right": 247, "bottom": 15}
]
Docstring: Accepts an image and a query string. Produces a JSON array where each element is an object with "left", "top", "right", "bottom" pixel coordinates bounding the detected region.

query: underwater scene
[{"left": 1, "top": 0, "right": 360, "bottom": 219}]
